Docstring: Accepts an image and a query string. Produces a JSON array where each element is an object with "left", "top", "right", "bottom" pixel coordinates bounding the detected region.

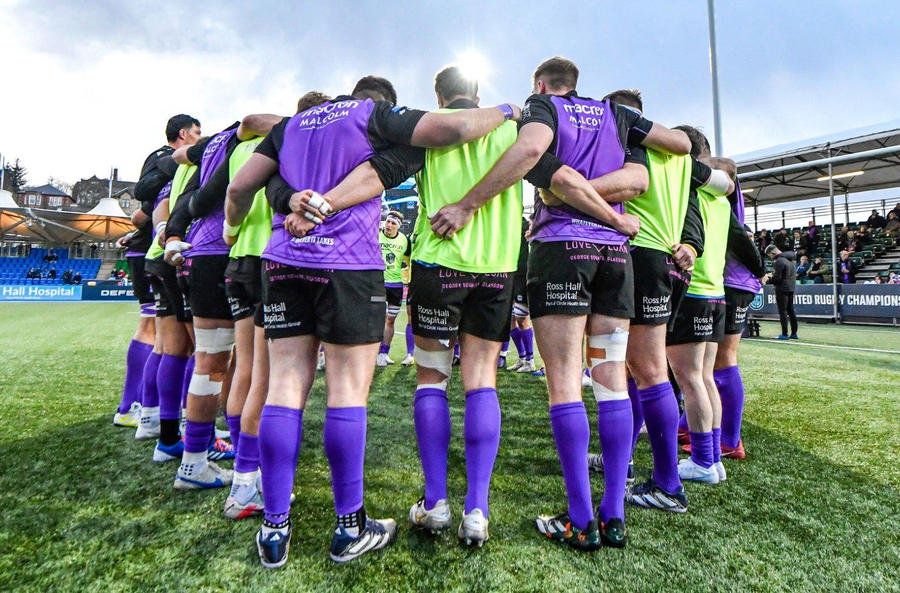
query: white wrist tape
[
  {"left": 705, "top": 169, "right": 732, "bottom": 194},
  {"left": 155, "top": 221, "right": 167, "bottom": 235},
  {"left": 223, "top": 221, "right": 241, "bottom": 237}
]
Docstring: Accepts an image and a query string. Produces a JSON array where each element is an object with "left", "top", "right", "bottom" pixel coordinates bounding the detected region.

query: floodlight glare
[{"left": 816, "top": 170, "right": 864, "bottom": 182}]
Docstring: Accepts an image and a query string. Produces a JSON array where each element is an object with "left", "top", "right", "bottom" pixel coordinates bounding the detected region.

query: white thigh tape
[
  {"left": 194, "top": 327, "right": 235, "bottom": 354},
  {"left": 414, "top": 346, "right": 453, "bottom": 388},
  {"left": 188, "top": 373, "right": 222, "bottom": 396},
  {"left": 592, "top": 383, "right": 629, "bottom": 403},
  {"left": 586, "top": 328, "right": 628, "bottom": 367}
]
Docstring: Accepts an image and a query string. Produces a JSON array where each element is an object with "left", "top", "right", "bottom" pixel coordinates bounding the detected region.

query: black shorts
[
  {"left": 385, "top": 285, "right": 404, "bottom": 309},
  {"left": 146, "top": 258, "right": 191, "bottom": 323},
  {"left": 511, "top": 272, "right": 528, "bottom": 315},
  {"left": 724, "top": 288, "right": 756, "bottom": 335},
  {"left": 225, "top": 256, "right": 263, "bottom": 326},
  {"left": 631, "top": 246, "right": 692, "bottom": 327},
  {"left": 526, "top": 240, "right": 633, "bottom": 320},
  {"left": 185, "top": 255, "right": 232, "bottom": 321},
  {"left": 408, "top": 262, "right": 514, "bottom": 343},
  {"left": 127, "top": 255, "right": 154, "bottom": 304},
  {"left": 667, "top": 296, "right": 725, "bottom": 345},
  {"left": 262, "top": 261, "right": 385, "bottom": 344}
]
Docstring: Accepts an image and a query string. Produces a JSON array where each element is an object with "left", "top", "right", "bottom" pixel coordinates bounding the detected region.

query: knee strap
[
  {"left": 512, "top": 303, "right": 530, "bottom": 318},
  {"left": 194, "top": 327, "right": 235, "bottom": 354},
  {"left": 387, "top": 304, "right": 401, "bottom": 317},
  {"left": 413, "top": 346, "right": 453, "bottom": 390},
  {"left": 188, "top": 373, "right": 222, "bottom": 396},
  {"left": 587, "top": 328, "right": 629, "bottom": 402}
]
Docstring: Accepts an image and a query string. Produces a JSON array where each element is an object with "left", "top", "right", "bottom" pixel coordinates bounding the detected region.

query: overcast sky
[{"left": 1, "top": 0, "right": 898, "bottom": 190}]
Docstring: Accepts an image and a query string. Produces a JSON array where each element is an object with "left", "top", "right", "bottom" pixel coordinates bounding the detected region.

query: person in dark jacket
[
  {"left": 866, "top": 209, "right": 886, "bottom": 229},
  {"left": 791, "top": 230, "right": 809, "bottom": 255},
  {"left": 773, "top": 228, "right": 791, "bottom": 251},
  {"left": 806, "top": 256, "right": 830, "bottom": 284},
  {"left": 766, "top": 245, "right": 798, "bottom": 339},
  {"left": 804, "top": 220, "right": 818, "bottom": 255}
]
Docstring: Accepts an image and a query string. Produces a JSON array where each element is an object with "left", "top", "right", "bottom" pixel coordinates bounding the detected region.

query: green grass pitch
[{"left": 1, "top": 303, "right": 898, "bottom": 592}]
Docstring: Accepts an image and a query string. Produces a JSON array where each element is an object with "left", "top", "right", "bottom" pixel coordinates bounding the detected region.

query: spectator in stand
[
  {"left": 796, "top": 255, "right": 811, "bottom": 282},
  {"left": 48, "top": 267, "right": 57, "bottom": 279},
  {"left": 791, "top": 230, "right": 809, "bottom": 256},
  {"left": 774, "top": 228, "right": 791, "bottom": 251},
  {"left": 845, "top": 230, "right": 861, "bottom": 253},
  {"left": 766, "top": 245, "right": 798, "bottom": 340},
  {"left": 856, "top": 225, "right": 873, "bottom": 246},
  {"left": 804, "top": 220, "right": 818, "bottom": 255},
  {"left": 108, "top": 270, "right": 118, "bottom": 280},
  {"left": 891, "top": 203, "right": 900, "bottom": 219},
  {"left": 62, "top": 269, "right": 73, "bottom": 284},
  {"left": 864, "top": 276, "right": 883, "bottom": 285},
  {"left": 885, "top": 211, "right": 900, "bottom": 237},
  {"left": 888, "top": 271, "right": 900, "bottom": 285},
  {"left": 866, "top": 209, "right": 886, "bottom": 229},
  {"left": 837, "top": 250, "right": 857, "bottom": 284},
  {"left": 73, "top": 272, "right": 82, "bottom": 284},
  {"left": 836, "top": 226, "right": 850, "bottom": 251},
  {"left": 757, "top": 229, "right": 772, "bottom": 254},
  {"left": 90, "top": 244, "right": 98, "bottom": 258},
  {"left": 806, "top": 256, "right": 831, "bottom": 284},
  {"left": 26, "top": 267, "right": 36, "bottom": 279}
]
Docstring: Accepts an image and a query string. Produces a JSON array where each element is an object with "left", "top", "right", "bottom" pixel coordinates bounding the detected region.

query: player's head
[
  {"left": 384, "top": 210, "right": 403, "bottom": 236},
  {"left": 434, "top": 65, "right": 479, "bottom": 108},
  {"left": 765, "top": 245, "right": 780, "bottom": 259},
  {"left": 603, "top": 89, "right": 643, "bottom": 113},
  {"left": 352, "top": 76, "right": 397, "bottom": 105},
  {"left": 296, "top": 91, "right": 331, "bottom": 114},
  {"left": 532, "top": 57, "right": 578, "bottom": 95},
  {"left": 673, "top": 125, "right": 711, "bottom": 158},
  {"left": 166, "top": 114, "right": 201, "bottom": 146}
]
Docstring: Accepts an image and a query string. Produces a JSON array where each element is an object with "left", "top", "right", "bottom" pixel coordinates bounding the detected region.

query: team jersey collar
[{"left": 445, "top": 98, "right": 478, "bottom": 109}]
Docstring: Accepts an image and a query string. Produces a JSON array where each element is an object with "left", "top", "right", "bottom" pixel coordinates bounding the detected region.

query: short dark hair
[
  {"left": 296, "top": 91, "right": 331, "bottom": 114},
  {"left": 387, "top": 210, "right": 404, "bottom": 220},
  {"left": 165, "top": 114, "right": 200, "bottom": 142},
  {"left": 673, "top": 125, "right": 710, "bottom": 158},
  {"left": 434, "top": 66, "right": 478, "bottom": 101},
  {"left": 352, "top": 76, "right": 397, "bottom": 105},
  {"left": 603, "top": 89, "right": 643, "bottom": 112},
  {"left": 533, "top": 57, "right": 579, "bottom": 90}
]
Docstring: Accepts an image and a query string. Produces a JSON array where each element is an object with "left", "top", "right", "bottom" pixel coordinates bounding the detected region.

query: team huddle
[{"left": 111, "top": 57, "right": 766, "bottom": 567}]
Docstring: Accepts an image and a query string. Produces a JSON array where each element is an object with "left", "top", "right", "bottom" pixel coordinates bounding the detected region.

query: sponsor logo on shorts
[
  {"left": 641, "top": 294, "right": 671, "bottom": 319},
  {"left": 749, "top": 291, "right": 765, "bottom": 311},
  {"left": 545, "top": 281, "right": 586, "bottom": 308},
  {"left": 693, "top": 315, "right": 714, "bottom": 336}
]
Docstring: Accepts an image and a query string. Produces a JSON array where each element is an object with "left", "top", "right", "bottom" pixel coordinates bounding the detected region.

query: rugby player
[
  {"left": 446, "top": 57, "right": 692, "bottom": 549},
  {"left": 224, "top": 74, "right": 522, "bottom": 565},
  {"left": 665, "top": 126, "right": 736, "bottom": 485},
  {"left": 507, "top": 213, "right": 536, "bottom": 373},
  {"left": 377, "top": 210, "right": 411, "bottom": 367}
]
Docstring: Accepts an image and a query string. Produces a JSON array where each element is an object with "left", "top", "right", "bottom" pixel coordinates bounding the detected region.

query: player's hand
[
  {"left": 671, "top": 243, "right": 696, "bottom": 270},
  {"left": 539, "top": 188, "right": 563, "bottom": 206},
  {"left": 289, "top": 189, "right": 333, "bottom": 221},
  {"left": 612, "top": 213, "right": 640, "bottom": 238},
  {"left": 115, "top": 233, "right": 133, "bottom": 249},
  {"left": 760, "top": 273, "right": 770, "bottom": 285},
  {"left": 507, "top": 103, "right": 522, "bottom": 121},
  {"left": 284, "top": 211, "right": 317, "bottom": 238},
  {"left": 430, "top": 201, "right": 476, "bottom": 239},
  {"left": 164, "top": 238, "right": 191, "bottom": 266}
]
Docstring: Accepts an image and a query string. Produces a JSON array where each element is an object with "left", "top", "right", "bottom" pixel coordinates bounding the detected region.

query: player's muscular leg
[
  {"left": 459, "top": 333, "right": 502, "bottom": 391},
  {"left": 160, "top": 316, "right": 192, "bottom": 358},
  {"left": 533, "top": 315, "right": 587, "bottom": 405},
  {"left": 586, "top": 314, "right": 629, "bottom": 393},
  {"left": 626, "top": 324, "right": 668, "bottom": 389},
  {"left": 415, "top": 335, "right": 454, "bottom": 388},
  {"left": 324, "top": 342, "right": 380, "bottom": 408},
  {"left": 383, "top": 313, "right": 397, "bottom": 349},
  {"left": 226, "top": 316, "right": 254, "bottom": 418},
  {"left": 714, "top": 333, "right": 740, "bottom": 370},
  {"left": 240, "top": 326, "right": 269, "bottom": 434},
  {"left": 188, "top": 317, "right": 234, "bottom": 422},
  {"left": 703, "top": 342, "right": 722, "bottom": 428},
  {"left": 134, "top": 316, "right": 156, "bottom": 344},
  {"left": 667, "top": 343, "right": 711, "bottom": 432},
  {"left": 266, "top": 335, "right": 319, "bottom": 410}
]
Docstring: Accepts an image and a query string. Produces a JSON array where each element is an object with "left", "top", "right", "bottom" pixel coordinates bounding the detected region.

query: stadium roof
[
  {"left": 0, "top": 191, "right": 134, "bottom": 243},
  {"left": 735, "top": 119, "right": 900, "bottom": 206}
]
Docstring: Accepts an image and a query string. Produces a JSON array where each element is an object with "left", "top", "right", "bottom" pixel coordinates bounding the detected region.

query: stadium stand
[{"left": 0, "top": 247, "right": 101, "bottom": 284}]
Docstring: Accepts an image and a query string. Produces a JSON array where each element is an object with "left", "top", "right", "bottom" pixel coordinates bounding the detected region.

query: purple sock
[
  {"left": 678, "top": 410, "right": 689, "bottom": 432},
  {"left": 500, "top": 341, "right": 509, "bottom": 353},
  {"left": 509, "top": 327, "right": 523, "bottom": 357},
  {"left": 324, "top": 407, "right": 367, "bottom": 515},
  {"left": 627, "top": 377, "right": 642, "bottom": 456},
  {"left": 235, "top": 431, "right": 259, "bottom": 474},
  {"left": 405, "top": 324, "right": 414, "bottom": 355},
  {"left": 715, "top": 365, "right": 745, "bottom": 448},
  {"left": 712, "top": 427, "right": 722, "bottom": 463},
  {"left": 596, "top": 398, "right": 633, "bottom": 523},
  {"left": 140, "top": 352, "right": 162, "bottom": 408},
  {"left": 158, "top": 354, "right": 188, "bottom": 421},
  {"left": 379, "top": 342, "right": 390, "bottom": 355},
  {"left": 259, "top": 406, "right": 303, "bottom": 523},
  {"left": 639, "top": 382, "right": 682, "bottom": 494},
  {"left": 689, "top": 431, "right": 714, "bottom": 468},
  {"left": 549, "top": 402, "right": 594, "bottom": 530},
  {"left": 454, "top": 342, "right": 460, "bottom": 357},
  {"left": 226, "top": 414, "right": 241, "bottom": 453},
  {"left": 119, "top": 340, "right": 152, "bottom": 413},
  {"left": 181, "top": 355, "right": 194, "bottom": 410},
  {"left": 521, "top": 328, "right": 534, "bottom": 359},
  {"left": 414, "top": 388, "right": 451, "bottom": 508},
  {"left": 184, "top": 420, "right": 214, "bottom": 454},
  {"left": 464, "top": 388, "right": 501, "bottom": 516}
]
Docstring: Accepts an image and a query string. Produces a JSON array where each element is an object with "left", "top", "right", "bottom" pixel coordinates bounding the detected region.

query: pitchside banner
[
  {"left": 0, "top": 284, "right": 82, "bottom": 301},
  {"left": 80, "top": 285, "right": 136, "bottom": 301},
  {"left": 749, "top": 284, "right": 900, "bottom": 320}
]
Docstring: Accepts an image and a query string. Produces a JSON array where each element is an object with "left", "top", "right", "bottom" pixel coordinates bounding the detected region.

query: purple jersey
[
  {"left": 531, "top": 97, "right": 627, "bottom": 245},
  {"left": 724, "top": 179, "right": 761, "bottom": 293},
  {"left": 184, "top": 128, "right": 237, "bottom": 257},
  {"left": 263, "top": 99, "right": 384, "bottom": 270}
]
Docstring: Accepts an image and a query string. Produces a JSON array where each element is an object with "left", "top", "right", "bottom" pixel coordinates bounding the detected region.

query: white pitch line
[{"left": 753, "top": 338, "right": 900, "bottom": 355}]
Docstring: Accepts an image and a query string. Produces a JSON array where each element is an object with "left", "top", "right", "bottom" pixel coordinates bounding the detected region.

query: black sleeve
[
  {"left": 134, "top": 147, "right": 175, "bottom": 209},
  {"left": 255, "top": 118, "right": 289, "bottom": 162},
  {"left": 367, "top": 101, "right": 428, "bottom": 148},
  {"left": 680, "top": 190, "right": 705, "bottom": 257},
  {"left": 404, "top": 234, "right": 412, "bottom": 257},
  {"left": 189, "top": 160, "right": 229, "bottom": 218},
  {"left": 690, "top": 158, "right": 712, "bottom": 190},
  {"left": 519, "top": 94, "right": 557, "bottom": 135},
  {"left": 726, "top": 211, "right": 765, "bottom": 276},
  {"left": 771, "top": 258, "right": 784, "bottom": 285},
  {"left": 369, "top": 145, "right": 425, "bottom": 189},
  {"left": 524, "top": 151, "right": 564, "bottom": 189},
  {"left": 165, "top": 169, "right": 201, "bottom": 240},
  {"left": 625, "top": 143, "right": 648, "bottom": 167},
  {"left": 265, "top": 173, "right": 295, "bottom": 215},
  {"left": 612, "top": 104, "right": 653, "bottom": 146},
  {"left": 185, "top": 136, "right": 213, "bottom": 166}
]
